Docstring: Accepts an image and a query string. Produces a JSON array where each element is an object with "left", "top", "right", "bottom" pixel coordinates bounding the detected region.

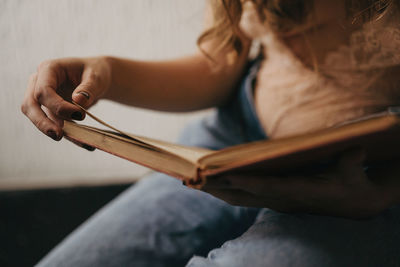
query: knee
[
  {"left": 186, "top": 210, "right": 365, "bottom": 267},
  {"left": 186, "top": 236, "right": 336, "bottom": 267}
]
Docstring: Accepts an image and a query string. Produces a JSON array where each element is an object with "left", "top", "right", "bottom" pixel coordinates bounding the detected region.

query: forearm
[{"left": 103, "top": 52, "right": 248, "bottom": 112}]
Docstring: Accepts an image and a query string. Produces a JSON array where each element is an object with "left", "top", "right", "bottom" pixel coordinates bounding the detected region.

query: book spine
[{"left": 182, "top": 167, "right": 206, "bottom": 189}]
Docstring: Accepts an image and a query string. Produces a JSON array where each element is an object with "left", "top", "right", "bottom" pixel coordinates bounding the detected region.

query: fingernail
[
  {"left": 82, "top": 144, "right": 96, "bottom": 151},
  {"left": 47, "top": 130, "right": 59, "bottom": 141},
  {"left": 78, "top": 91, "right": 90, "bottom": 100},
  {"left": 71, "top": 111, "right": 83, "bottom": 120}
]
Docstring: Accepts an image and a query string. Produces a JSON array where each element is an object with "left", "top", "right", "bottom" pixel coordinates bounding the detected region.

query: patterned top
[{"left": 239, "top": 1, "right": 400, "bottom": 138}]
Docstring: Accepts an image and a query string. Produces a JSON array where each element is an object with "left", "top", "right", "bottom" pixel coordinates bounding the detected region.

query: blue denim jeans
[{"left": 37, "top": 62, "right": 400, "bottom": 267}]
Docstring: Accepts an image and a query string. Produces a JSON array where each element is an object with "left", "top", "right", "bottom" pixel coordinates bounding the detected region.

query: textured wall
[{"left": 0, "top": 0, "right": 207, "bottom": 188}]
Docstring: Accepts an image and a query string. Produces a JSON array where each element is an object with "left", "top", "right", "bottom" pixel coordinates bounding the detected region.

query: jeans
[{"left": 37, "top": 61, "right": 400, "bottom": 267}]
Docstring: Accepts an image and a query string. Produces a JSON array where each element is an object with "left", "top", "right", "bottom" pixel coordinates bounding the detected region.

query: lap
[
  {"left": 187, "top": 206, "right": 400, "bottom": 267},
  {"left": 36, "top": 173, "right": 257, "bottom": 267},
  {"left": 36, "top": 80, "right": 400, "bottom": 266},
  {"left": 36, "top": 106, "right": 262, "bottom": 267}
]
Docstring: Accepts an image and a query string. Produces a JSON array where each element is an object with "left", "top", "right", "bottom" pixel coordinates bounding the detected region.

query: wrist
[{"left": 99, "top": 55, "right": 116, "bottom": 100}]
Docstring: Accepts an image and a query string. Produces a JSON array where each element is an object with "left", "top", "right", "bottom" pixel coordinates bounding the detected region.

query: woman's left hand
[{"left": 202, "top": 149, "right": 400, "bottom": 219}]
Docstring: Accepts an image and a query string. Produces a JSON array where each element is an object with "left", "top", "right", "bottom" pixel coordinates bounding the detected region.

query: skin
[
  {"left": 21, "top": 54, "right": 247, "bottom": 140},
  {"left": 21, "top": 0, "right": 400, "bottom": 218},
  {"left": 204, "top": 148, "right": 400, "bottom": 219}
]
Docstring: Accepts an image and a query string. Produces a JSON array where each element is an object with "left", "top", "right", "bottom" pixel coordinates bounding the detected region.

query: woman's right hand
[{"left": 21, "top": 57, "right": 112, "bottom": 141}]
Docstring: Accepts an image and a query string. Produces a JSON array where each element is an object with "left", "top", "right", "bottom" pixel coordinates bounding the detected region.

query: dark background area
[{"left": 0, "top": 184, "right": 131, "bottom": 267}]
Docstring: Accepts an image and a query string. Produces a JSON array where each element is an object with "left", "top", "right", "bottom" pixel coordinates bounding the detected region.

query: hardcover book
[{"left": 62, "top": 106, "right": 400, "bottom": 188}]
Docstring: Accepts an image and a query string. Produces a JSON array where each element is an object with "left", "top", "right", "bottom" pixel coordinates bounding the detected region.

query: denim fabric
[
  {"left": 179, "top": 59, "right": 266, "bottom": 151},
  {"left": 37, "top": 60, "right": 400, "bottom": 267},
  {"left": 36, "top": 61, "right": 263, "bottom": 267},
  {"left": 187, "top": 206, "right": 400, "bottom": 267}
]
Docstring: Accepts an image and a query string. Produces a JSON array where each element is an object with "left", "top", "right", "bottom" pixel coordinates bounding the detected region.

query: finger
[
  {"left": 35, "top": 61, "right": 84, "bottom": 120},
  {"left": 63, "top": 136, "right": 96, "bottom": 151},
  {"left": 72, "top": 68, "right": 103, "bottom": 108},
  {"left": 202, "top": 188, "right": 261, "bottom": 207},
  {"left": 43, "top": 106, "right": 64, "bottom": 127},
  {"left": 28, "top": 104, "right": 63, "bottom": 140},
  {"left": 203, "top": 188, "right": 297, "bottom": 211},
  {"left": 21, "top": 74, "right": 62, "bottom": 140},
  {"left": 225, "top": 175, "right": 330, "bottom": 199},
  {"left": 225, "top": 175, "right": 292, "bottom": 195},
  {"left": 218, "top": 177, "right": 339, "bottom": 214}
]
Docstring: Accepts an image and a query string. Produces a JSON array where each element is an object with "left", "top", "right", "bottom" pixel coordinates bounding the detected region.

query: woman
[{"left": 21, "top": 0, "right": 400, "bottom": 266}]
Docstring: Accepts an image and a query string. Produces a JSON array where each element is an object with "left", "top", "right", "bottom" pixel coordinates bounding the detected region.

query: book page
[
  {"left": 63, "top": 121, "right": 200, "bottom": 180},
  {"left": 198, "top": 113, "right": 400, "bottom": 175},
  {"left": 73, "top": 102, "right": 214, "bottom": 163}
]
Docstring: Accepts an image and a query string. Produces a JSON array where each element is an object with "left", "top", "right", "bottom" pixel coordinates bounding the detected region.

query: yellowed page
[
  {"left": 198, "top": 113, "right": 400, "bottom": 174},
  {"left": 63, "top": 121, "right": 198, "bottom": 180},
  {"left": 73, "top": 102, "right": 214, "bottom": 163}
]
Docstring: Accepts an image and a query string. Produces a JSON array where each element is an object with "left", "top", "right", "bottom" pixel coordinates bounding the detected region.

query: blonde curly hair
[{"left": 197, "top": 0, "right": 393, "bottom": 62}]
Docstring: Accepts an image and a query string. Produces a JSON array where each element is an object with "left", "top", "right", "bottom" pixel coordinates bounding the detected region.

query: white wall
[{"left": 0, "top": 0, "right": 208, "bottom": 189}]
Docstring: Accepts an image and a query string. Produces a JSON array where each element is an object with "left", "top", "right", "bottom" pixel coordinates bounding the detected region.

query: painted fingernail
[
  {"left": 78, "top": 91, "right": 90, "bottom": 100},
  {"left": 71, "top": 111, "right": 83, "bottom": 120},
  {"left": 82, "top": 144, "right": 96, "bottom": 151},
  {"left": 47, "top": 130, "right": 59, "bottom": 141}
]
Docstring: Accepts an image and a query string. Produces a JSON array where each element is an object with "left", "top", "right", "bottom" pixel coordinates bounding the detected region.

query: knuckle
[
  {"left": 38, "top": 60, "right": 60, "bottom": 71},
  {"left": 88, "top": 71, "right": 100, "bottom": 83},
  {"left": 20, "top": 102, "right": 28, "bottom": 115},
  {"left": 29, "top": 73, "right": 37, "bottom": 82},
  {"left": 54, "top": 100, "right": 65, "bottom": 117},
  {"left": 33, "top": 86, "right": 45, "bottom": 102},
  {"left": 79, "top": 82, "right": 92, "bottom": 91},
  {"left": 34, "top": 85, "right": 55, "bottom": 103},
  {"left": 38, "top": 60, "right": 51, "bottom": 70},
  {"left": 48, "top": 61, "right": 60, "bottom": 70},
  {"left": 35, "top": 117, "right": 48, "bottom": 130}
]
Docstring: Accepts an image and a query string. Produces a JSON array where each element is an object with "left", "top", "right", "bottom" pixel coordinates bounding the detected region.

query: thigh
[
  {"left": 37, "top": 67, "right": 265, "bottom": 267},
  {"left": 36, "top": 173, "right": 257, "bottom": 267},
  {"left": 187, "top": 206, "right": 400, "bottom": 267}
]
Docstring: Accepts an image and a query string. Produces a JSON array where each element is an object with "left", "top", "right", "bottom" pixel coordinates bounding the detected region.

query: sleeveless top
[{"left": 239, "top": 1, "right": 400, "bottom": 138}]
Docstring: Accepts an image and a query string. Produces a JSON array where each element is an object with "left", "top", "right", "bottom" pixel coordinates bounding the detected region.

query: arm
[
  {"left": 103, "top": 0, "right": 250, "bottom": 111},
  {"left": 21, "top": 0, "right": 251, "bottom": 140},
  {"left": 102, "top": 53, "right": 248, "bottom": 112},
  {"left": 203, "top": 148, "right": 400, "bottom": 219},
  {"left": 21, "top": 50, "right": 248, "bottom": 140}
]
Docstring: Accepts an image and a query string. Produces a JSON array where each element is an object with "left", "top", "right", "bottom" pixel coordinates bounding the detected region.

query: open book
[{"left": 63, "top": 106, "right": 400, "bottom": 188}]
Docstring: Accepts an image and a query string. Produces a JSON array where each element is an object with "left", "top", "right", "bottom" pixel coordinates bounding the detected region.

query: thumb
[{"left": 72, "top": 70, "right": 102, "bottom": 109}]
